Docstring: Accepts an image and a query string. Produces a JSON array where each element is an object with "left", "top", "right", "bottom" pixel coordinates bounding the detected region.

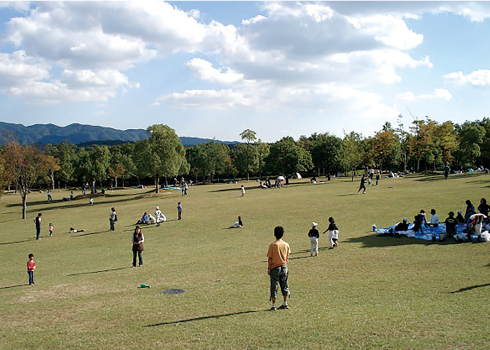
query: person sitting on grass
[
  {"left": 428, "top": 209, "right": 439, "bottom": 227},
  {"left": 137, "top": 212, "right": 149, "bottom": 225},
  {"left": 69, "top": 227, "right": 86, "bottom": 233},
  {"left": 456, "top": 210, "right": 465, "bottom": 224},
  {"left": 444, "top": 212, "right": 458, "bottom": 241},
  {"left": 229, "top": 216, "right": 243, "bottom": 228}
]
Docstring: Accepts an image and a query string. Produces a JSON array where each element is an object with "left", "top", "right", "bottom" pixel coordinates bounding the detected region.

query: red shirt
[{"left": 27, "top": 260, "right": 36, "bottom": 272}]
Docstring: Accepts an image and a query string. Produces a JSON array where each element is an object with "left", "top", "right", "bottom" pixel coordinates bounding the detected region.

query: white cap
[
  {"left": 312, "top": 222, "right": 317, "bottom": 227},
  {"left": 156, "top": 206, "right": 159, "bottom": 210}
]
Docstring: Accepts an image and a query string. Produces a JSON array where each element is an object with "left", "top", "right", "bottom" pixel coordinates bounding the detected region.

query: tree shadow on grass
[
  {"left": 67, "top": 266, "right": 132, "bottom": 277},
  {"left": 0, "top": 238, "right": 32, "bottom": 245},
  {"left": 446, "top": 283, "right": 490, "bottom": 294},
  {"left": 345, "top": 232, "right": 458, "bottom": 248},
  {"left": 145, "top": 310, "right": 266, "bottom": 327},
  {"left": 0, "top": 284, "right": 30, "bottom": 290},
  {"left": 414, "top": 173, "right": 481, "bottom": 182}
]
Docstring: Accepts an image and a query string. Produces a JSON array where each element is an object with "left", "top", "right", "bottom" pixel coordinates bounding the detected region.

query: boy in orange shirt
[{"left": 267, "top": 226, "right": 291, "bottom": 311}]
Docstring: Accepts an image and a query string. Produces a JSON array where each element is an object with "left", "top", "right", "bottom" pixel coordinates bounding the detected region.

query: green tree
[
  {"left": 342, "top": 132, "right": 364, "bottom": 181},
  {"left": 369, "top": 129, "right": 401, "bottom": 171},
  {"left": 265, "top": 137, "right": 313, "bottom": 184},
  {"left": 233, "top": 143, "right": 258, "bottom": 179},
  {"left": 309, "top": 133, "right": 344, "bottom": 177},
  {"left": 3, "top": 143, "right": 51, "bottom": 219},
  {"left": 459, "top": 123, "right": 486, "bottom": 167},
  {"left": 256, "top": 139, "right": 270, "bottom": 179},
  {"left": 147, "top": 124, "right": 188, "bottom": 192},
  {"left": 239, "top": 129, "right": 257, "bottom": 180}
]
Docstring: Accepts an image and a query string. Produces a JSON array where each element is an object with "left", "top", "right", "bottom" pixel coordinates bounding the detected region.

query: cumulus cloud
[
  {"left": 418, "top": 89, "right": 452, "bottom": 101},
  {"left": 0, "top": 1, "right": 31, "bottom": 12},
  {"left": 156, "top": 89, "right": 250, "bottom": 109},
  {"left": 396, "top": 91, "right": 415, "bottom": 101},
  {"left": 0, "top": 50, "right": 49, "bottom": 87},
  {"left": 185, "top": 58, "right": 244, "bottom": 85},
  {"left": 444, "top": 70, "right": 490, "bottom": 87}
]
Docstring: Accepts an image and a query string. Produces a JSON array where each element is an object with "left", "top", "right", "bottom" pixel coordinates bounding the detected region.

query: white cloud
[
  {"left": 186, "top": 58, "right": 244, "bottom": 85},
  {"left": 0, "top": 1, "right": 31, "bottom": 12},
  {"left": 156, "top": 89, "right": 250, "bottom": 109},
  {"left": 444, "top": 70, "right": 490, "bottom": 87},
  {"left": 418, "top": 89, "right": 452, "bottom": 101},
  {"left": 397, "top": 92, "right": 415, "bottom": 101},
  {"left": 0, "top": 50, "right": 49, "bottom": 87}
]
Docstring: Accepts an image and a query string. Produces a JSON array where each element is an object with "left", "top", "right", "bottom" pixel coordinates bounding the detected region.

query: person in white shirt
[{"left": 429, "top": 209, "right": 439, "bottom": 227}]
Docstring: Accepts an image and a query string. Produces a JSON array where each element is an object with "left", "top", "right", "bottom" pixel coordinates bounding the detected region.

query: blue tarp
[{"left": 373, "top": 222, "right": 467, "bottom": 241}]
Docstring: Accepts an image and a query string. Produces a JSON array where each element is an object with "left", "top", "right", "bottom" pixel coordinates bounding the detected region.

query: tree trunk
[
  {"left": 51, "top": 171, "right": 55, "bottom": 190},
  {"left": 91, "top": 179, "right": 96, "bottom": 194},
  {"left": 22, "top": 193, "right": 27, "bottom": 219},
  {"left": 351, "top": 169, "right": 355, "bottom": 182},
  {"left": 154, "top": 174, "right": 159, "bottom": 193},
  {"left": 247, "top": 172, "right": 249, "bottom": 181},
  {"left": 115, "top": 176, "right": 118, "bottom": 188}
]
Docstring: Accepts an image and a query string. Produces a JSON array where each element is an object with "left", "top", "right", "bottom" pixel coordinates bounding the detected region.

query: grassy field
[{"left": 1, "top": 173, "right": 490, "bottom": 349}]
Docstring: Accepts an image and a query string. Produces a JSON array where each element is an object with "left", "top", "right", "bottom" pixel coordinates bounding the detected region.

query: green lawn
[{"left": 1, "top": 174, "right": 490, "bottom": 349}]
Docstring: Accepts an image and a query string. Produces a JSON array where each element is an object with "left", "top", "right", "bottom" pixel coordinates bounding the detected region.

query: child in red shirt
[{"left": 27, "top": 253, "right": 36, "bottom": 285}]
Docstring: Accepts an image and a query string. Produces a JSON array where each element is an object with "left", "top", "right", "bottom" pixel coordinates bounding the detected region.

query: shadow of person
[
  {"left": 0, "top": 284, "right": 30, "bottom": 290},
  {"left": 67, "top": 266, "right": 132, "bottom": 277},
  {"left": 145, "top": 310, "right": 266, "bottom": 327}
]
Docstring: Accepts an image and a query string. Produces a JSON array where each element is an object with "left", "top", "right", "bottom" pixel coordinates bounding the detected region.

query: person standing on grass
[
  {"left": 48, "top": 223, "right": 54, "bottom": 237},
  {"left": 110, "top": 207, "right": 117, "bottom": 231},
  {"left": 27, "top": 254, "right": 36, "bottom": 285},
  {"left": 267, "top": 226, "right": 290, "bottom": 311},
  {"left": 323, "top": 217, "right": 339, "bottom": 249},
  {"left": 34, "top": 213, "right": 42, "bottom": 240},
  {"left": 464, "top": 200, "right": 476, "bottom": 223},
  {"left": 132, "top": 226, "right": 144, "bottom": 267},
  {"left": 240, "top": 185, "right": 246, "bottom": 197},
  {"left": 47, "top": 189, "right": 52, "bottom": 202},
  {"left": 177, "top": 202, "right": 182, "bottom": 220},
  {"left": 375, "top": 172, "right": 380, "bottom": 186},
  {"left": 308, "top": 222, "right": 319, "bottom": 257},
  {"left": 357, "top": 174, "right": 367, "bottom": 194},
  {"left": 478, "top": 198, "right": 490, "bottom": 218}
]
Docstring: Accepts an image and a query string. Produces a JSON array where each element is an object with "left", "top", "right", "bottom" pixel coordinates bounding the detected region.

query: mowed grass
[{"left": 1, "top": 174, "right": 490, "bottom": 350}]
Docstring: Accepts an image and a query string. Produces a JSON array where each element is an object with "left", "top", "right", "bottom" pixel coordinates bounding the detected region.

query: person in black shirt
[
  {"left": 412, "top": 210, "right": 427, "bottom": 233},
  {"left": 357, "top": 174, "right": 367, "bottom": 194},
  {"left": 444, "top": 212, "right": 458, "bottom": 241},
  {"left": 308, "top": 222, "right": 320, "bottom": 257},
  {"left": 464, "top": 200, "right": 476, "bottom": 223},
  {"left": 478, "top": 198, "right": 490, "bottom": 218},
  {"left": 456, "top": 210, "right": 465, "bottom": 224}
]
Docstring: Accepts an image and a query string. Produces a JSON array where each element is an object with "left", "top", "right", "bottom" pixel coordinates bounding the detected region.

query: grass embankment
[{"left": 1, "top": 173, "right": 489, "bottom": 349}]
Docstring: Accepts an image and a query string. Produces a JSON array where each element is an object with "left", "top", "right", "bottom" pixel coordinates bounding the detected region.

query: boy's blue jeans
[{"left": 28, "top": 271, "right": 34, "bottom": 285}]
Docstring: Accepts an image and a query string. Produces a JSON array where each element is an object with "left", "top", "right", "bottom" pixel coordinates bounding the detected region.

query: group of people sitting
[
  {"left": 376, "top": 198, "right": 490, "bottom": 242},
  {"left": 136, "top": 206, "right": 167, "bottom": 226}
]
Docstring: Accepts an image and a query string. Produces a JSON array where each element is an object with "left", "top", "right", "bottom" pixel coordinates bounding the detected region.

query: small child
[
  {"left": 89, "top": 197, "right": 94, "bottom": 206},
  {"left": 177, "top": 202, "right": 182, "bottom": 220},
  {"left": 48, "top": 223, "right": 54, "bottom": 237},
  {"left": 70, "top": 227, "right": 86, "bottom": 233},
  {"left": 27, "top": 254, "right": 36, "bottom": 285},
  {"left": 240, "top": 185, "right": 246, "bottom": 197},
  {"left": 308, "top": 222, "right": 320, "bottom": 256},
  {"left": 323, "top": 217, "right": 339, "bottom": 249}
]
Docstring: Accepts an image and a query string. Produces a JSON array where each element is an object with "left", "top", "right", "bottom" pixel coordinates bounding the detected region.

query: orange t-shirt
[{"left": 267, "top": 239, "right": 290, "bottom": 270}]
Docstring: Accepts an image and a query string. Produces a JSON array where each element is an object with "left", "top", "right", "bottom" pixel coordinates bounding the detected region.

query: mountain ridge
[{"left": 0, "top": 122, "right": 239, "bottom": 147}]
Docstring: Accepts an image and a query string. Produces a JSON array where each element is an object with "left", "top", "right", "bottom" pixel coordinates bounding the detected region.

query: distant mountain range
[{"left": 0, "top": 122, "right": 239, "bottom": 147}]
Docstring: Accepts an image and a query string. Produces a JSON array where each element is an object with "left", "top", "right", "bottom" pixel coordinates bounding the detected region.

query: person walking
[
  {"left": 308, "top": 222, "right": 320, "bottom": 257},
  {"left": 34, "top": 213, "right": 42, "bottom": 240},
  {"left": 110, "top": 207, "right": 117, "bottom": 231},
  {"left": 357, "top": 174, "right": 367, "bottom": 194},
  {"left": 47, "top": 189, "right": 52, "bottom": 202},
  {"left": 132, "top": 226, "right": 144, "bottom": 267},
  {"left": 267, "top": 226, "right": 291, "bottom": 311}
]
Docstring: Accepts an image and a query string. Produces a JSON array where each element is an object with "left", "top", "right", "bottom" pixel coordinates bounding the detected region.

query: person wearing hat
[
  {"left": 393, "top": 217, "right": 410, "bottom": 237},
  {"left": 308, "top": 222, "right": 320, "bottom": 257},
  {"left": 155, "top": 206, "right": 163, "bottom": 227},
  {"left": 456, "top": 210, "right": 465, "bottom": 224}
]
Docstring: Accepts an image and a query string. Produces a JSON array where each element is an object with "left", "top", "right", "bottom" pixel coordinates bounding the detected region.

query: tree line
[{"left": 2, "top": 117, "right": 490, "bottom": 218}]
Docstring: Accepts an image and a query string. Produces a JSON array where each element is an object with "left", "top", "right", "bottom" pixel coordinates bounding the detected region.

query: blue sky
[{"left": 1, "top": 1, "right": 490, "bottom": 142}]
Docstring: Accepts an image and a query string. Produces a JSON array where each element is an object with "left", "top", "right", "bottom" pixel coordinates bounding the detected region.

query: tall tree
[
  {"left": 239, "top": 129, "right": 257, "bottom": 180},
  {"left": 459, "top": 123, "right": 486, "bottom": 167},
  {"left": 256, "top": 139, "right": 270, "bottom": 179},
  {"left": 342, "top": 131, "right": 364, "bottom": 181},
  {"left": 309, "top": 133, "right": 344, "bottom": 177},
  {"left": 3, "top": 143, "right": 51, "bottom": 219},
  {"left": 265, "top": 137, "right": 313, "bottom": 184},
  {"left": 147, "top": 124, "right": 188, "bottom": 192}
]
